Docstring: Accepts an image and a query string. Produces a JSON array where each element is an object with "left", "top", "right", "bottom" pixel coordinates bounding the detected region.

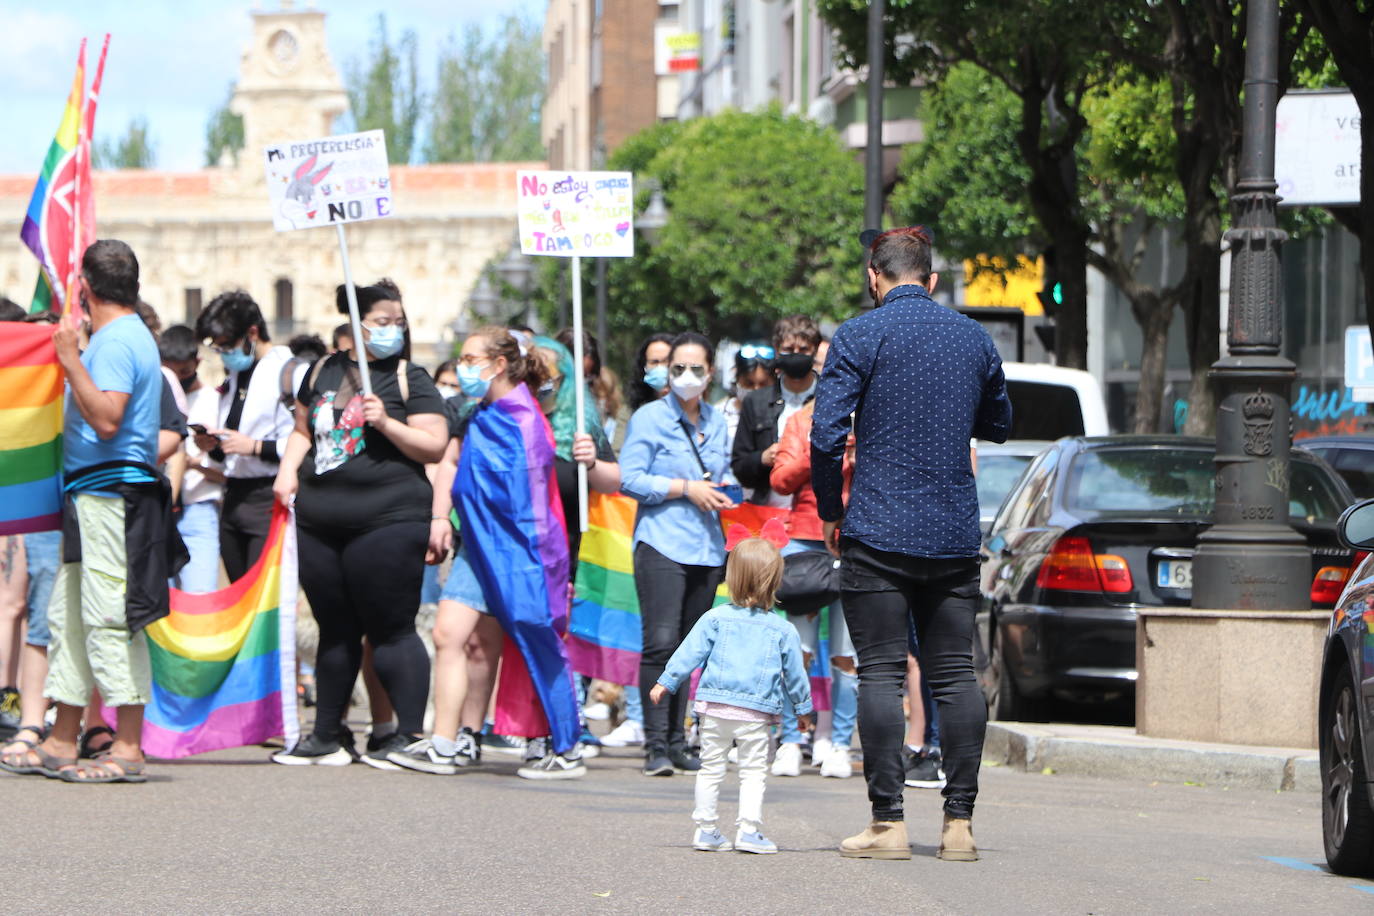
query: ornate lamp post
[
  {"left": 1192, "top": 0, "right": 1310, "bottom": 610},
  {"left": 466, "top": 272, "right": 500, "bottom": 327},
  {"left": 638, "top": 181, "right": 669, "bottom": 247}
]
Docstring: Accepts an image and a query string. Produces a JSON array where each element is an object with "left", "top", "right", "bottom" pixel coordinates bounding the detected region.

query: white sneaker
[
  {"left": 600, "top": 719, "right": 645, "bottom": 747},
  {"left": 583, "top": 701, "right": 612, "bottom": 721},
  {"left": 517, "top": 751, "right": 587, "bottom": 780},
  {"left": 811, "top": 737, "right": 833, "bottom": 767},
  {"left": 579, "top": 741, "right": 601, "bottom": 759},
  {"left": 693, "top": 826, "right": 733, "bottom": 851},
  {"left": 820, "top": 744, "right": 854, "bottom": 779},
  {"left": 771, "top": 742, "right": 802, "bottom": 777}
]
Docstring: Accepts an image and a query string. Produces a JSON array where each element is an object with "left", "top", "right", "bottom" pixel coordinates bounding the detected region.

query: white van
[{"left": 999, "top": 362, "right": 1110, "bottom": 439}]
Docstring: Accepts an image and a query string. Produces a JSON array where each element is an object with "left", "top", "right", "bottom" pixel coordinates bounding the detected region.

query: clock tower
[{"left": 229, "top": 1, "right": 348, "bottom": 175}]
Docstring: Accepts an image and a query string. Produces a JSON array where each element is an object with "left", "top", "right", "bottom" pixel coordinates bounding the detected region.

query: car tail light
[
  {"left": 1311, "top": 566, "right": 1351, "bottom": 605},
  {"left": 1036, "top": 536, "right": 1134, "bottom": 594}
]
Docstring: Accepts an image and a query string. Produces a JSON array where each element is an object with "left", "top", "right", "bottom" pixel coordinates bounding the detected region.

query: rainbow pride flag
[
  {"left": 21, "top": 36, "right": 107, "bottom": 315},
  {"left": 568, "top": 492, "right": 641, "bottom": 685},
  {"left": 0, "top": 324, "right": 64, "bottom": 535},
  {"left": 139, "top": 503, "right": 299, "bottom": 758},
  {"left": 568, "top": 498, "right": 833, "bottom": 708}
]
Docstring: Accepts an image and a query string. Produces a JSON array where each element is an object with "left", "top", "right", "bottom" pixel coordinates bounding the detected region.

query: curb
[{"left": 983, "top": 722, "right": 1320, "bottom": 793}]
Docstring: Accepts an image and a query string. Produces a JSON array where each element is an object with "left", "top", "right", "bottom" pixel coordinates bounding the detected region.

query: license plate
[{"left": 1157, "top": 560, "right": 1193, "bottom": 590}]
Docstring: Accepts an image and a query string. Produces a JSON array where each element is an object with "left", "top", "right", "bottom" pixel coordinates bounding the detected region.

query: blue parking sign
[{"left": 1346, "top": 326, "right": 1374, "bottom": 392}]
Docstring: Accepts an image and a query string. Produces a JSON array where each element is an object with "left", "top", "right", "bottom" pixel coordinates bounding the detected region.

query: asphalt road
[{"left": 8, "top": 734, "right": 1374, "bottom": 914}]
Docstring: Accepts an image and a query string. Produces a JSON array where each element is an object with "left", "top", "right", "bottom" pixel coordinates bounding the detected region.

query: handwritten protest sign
[
  {"left": 264, "top": 129, "right": 393, "bottom": 233},
  {"left": 517, "top": 170, "right": 634, "bottom": 259}
]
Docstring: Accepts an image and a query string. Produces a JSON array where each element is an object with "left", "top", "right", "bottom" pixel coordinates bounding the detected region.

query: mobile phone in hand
[
  {"left": 720, "top": 483, "right": 744, "bottom": 505},
  {"left": 189, "top": 423, "right": 208, "bottom": 436}
]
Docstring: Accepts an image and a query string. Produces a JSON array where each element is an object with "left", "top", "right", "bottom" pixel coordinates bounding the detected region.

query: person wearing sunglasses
[
  {"left": 620, "top": 331, "right": 739, "bottom": 777},
  {"left": 716, "top": 343, "right": 775, "bottom": 465},
  {"left": 194, "top": 290, "right": 311, "bottom": 582},
  {"left": 730, "top": 315, "right": 823, "bottom": 511}
]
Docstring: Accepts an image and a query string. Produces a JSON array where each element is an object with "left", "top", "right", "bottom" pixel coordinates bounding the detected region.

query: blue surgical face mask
[
  {"left": 220, "top": 342, "right": 255, "bottom": 374},
  {"left": 643, "top": 365, "right": 668, "bottom": 390},
  {"left": 364, "top": 324, "right": 404, "bottom": 359},
  {"left": 457, "top": 362, "right": 492, "bottom": 399}
]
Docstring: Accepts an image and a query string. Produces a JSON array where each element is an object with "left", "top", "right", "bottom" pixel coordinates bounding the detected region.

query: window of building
[{"left": 274, "top": 277, "right": 294, "bottom": 337}]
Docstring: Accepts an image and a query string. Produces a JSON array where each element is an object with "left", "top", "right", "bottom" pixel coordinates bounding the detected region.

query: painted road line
[{"left": 1260, "top": 856, "right": 1323, "bottom": 872}]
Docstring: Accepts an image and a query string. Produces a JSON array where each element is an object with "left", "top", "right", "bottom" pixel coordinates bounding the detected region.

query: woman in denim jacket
[{"left": 651, "top": 538, "right": 813, "bottom": 855}]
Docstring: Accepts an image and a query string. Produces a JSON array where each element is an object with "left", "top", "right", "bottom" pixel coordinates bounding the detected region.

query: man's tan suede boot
[
  {"left": 839, "top": 820, "right": 911, "bottom": 859},
  {"left": 937, "top": 814, "right": 978, "bottom": 861}
]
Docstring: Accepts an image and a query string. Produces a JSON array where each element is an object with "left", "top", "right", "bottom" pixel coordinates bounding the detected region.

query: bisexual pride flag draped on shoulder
[
  {"left": 455, "top": 384, "right": 580, "bottom": 755},
  {"left": 137, "top": 503, "right": 299, "bottom": 758},
  {"left": 0, "top": 324, "right": 63, "bottom": 535}
]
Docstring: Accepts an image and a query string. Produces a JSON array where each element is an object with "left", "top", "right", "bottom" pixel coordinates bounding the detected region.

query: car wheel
[
  {"left": 987, "top": 628, "right": 1047, "bottom": 723},
  {"left": 1323, "top": 666, "right": 1374, "bottom": 876}
]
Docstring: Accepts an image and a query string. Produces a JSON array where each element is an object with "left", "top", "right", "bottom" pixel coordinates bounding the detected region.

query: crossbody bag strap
[{"left": 678, "top": 418, "right": 712, "bottom": 481}]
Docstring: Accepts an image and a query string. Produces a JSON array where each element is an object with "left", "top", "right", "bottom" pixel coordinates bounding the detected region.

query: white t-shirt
[{"left": 182, "top": 385, "right": 224, "bottom": 506}]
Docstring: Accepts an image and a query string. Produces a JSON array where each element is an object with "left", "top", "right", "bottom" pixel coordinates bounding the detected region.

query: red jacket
[{"left": 770, "top": 404, "right": 853, "bottom": 542}]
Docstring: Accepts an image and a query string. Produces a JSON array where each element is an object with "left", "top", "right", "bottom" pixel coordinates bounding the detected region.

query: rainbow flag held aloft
[
  {"left": 21, "top": 35, "right": 108, "bottom": 315},
  {"left": 0, "top": 324, "right": 64, "bottom": 535},
  {"left": 137, "top": 503, "right": 299, "bottom": 759},
  {"left": 568, "top": 498, "right": 834, "bottom": 709}
]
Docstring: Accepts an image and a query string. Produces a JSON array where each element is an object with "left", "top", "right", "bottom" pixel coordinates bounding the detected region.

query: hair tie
[{"left": 509, "top": 329, "right": 529, "bottom": 356}]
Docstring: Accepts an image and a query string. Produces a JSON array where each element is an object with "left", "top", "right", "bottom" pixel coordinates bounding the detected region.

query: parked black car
[
  {"left": 1299, "top": 436, "right": 1374, "bottom": 500},
  {"left": 1319, "top": 500, "right": 1374, "bottom": 876},
  {"left": 975, "top": 440, "right": 1051, "bottom": 534},
  {"left": 978, "top": 436, "right": 1356, "bottom": 721}
]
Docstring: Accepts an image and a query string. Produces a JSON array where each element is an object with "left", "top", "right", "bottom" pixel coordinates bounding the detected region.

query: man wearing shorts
[{"left": 32, "top": 240, "right": 169, "bottom": 783}]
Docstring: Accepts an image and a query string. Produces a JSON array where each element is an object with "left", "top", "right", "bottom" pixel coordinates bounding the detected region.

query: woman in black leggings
[{"left": 270, "top": 280, "right": 449, "bottom": 767}]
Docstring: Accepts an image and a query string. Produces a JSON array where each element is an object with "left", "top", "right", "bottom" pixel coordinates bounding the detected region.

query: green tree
[
  {"left": 536, "top": 109, "right": 862, "bottom": 377},
  {"left": 204, "top": 82, "right": 244, "bottom": 167},
  {"left": 93, "top": 117, "right": 156, "bottom": 169},
  {"left": 345, "top": 14, "right": 422, "bottom": 164},
  {"left": 892, "top": 63, "right": 1186, "bottom": 431},
  {"left": 426, "top": 13, "right": 545, "bottom": 162},
  {"left": 819, "top": 0, "right": 1115, "bottom": 373}
]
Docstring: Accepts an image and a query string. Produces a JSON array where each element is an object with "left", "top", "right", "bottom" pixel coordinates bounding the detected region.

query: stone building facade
[{"left": 0, "top": 4, "right": 540, "bottom": 363}]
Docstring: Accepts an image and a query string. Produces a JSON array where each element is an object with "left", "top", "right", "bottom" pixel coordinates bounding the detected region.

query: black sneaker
[
  {"left": 338, "top": 726, "right": 360, "bottom": 762},
  {"left": 454, "top": 727, "right": 481, "bottom": 767},
  {"left": 272, "top": 733, "right": 352, "bottom": 766},
  {"left": 904, "top": 747, "right": 946, "bottom": 789},
  {"left": 669, "top": 746, "right": 702, "bottom": 772},
  {"left": 482, "top": 732, "right": 527, "bottom": 756},
  {"left": 388, "top": 737, "right": 458, "bottom": 775},
  {"left": 643, "top": 753, "right": 674, "bottom": 777},
  {"left": 362, "top": 731, "right": 411, "bottom": 771},
  {"left": 517, "top": 750, "right": 587, "bottom": 780}
]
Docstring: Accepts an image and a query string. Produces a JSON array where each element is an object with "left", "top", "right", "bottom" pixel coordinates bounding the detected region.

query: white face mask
[{"left": 670, "top": 372, "right": 708, "bottom": 402}]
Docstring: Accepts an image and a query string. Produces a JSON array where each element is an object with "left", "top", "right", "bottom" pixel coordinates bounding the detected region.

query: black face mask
[
  {"left": 776, "top": 352, "right": 815, "bottom": 380},
  {"left": 179, "top": 373, "right": 198, "bottom": 393}
]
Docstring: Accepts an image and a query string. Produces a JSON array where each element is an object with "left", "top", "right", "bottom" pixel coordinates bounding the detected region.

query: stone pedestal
[{"left": 1136, "top": 608, "right": 1326, "bottom": 748}]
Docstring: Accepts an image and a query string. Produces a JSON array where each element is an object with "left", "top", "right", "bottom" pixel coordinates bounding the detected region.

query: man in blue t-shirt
[{"left": 26, "top": 240, "right": 162, "bottom": 784}]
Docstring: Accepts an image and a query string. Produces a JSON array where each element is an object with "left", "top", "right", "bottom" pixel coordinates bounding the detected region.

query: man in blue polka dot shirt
[{"left": 811, "top": 226, "right": 1011, "bottom": 863}]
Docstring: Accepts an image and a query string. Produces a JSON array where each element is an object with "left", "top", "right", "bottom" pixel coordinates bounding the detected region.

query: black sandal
[{"left": 78, "top": 725, "right": 115, "bottom": 759}]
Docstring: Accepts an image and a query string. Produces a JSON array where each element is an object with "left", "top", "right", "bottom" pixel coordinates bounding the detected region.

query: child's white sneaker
[
  {"left": 693, "top": 827, "right": 733, "bottom": 851},
  {"left": 771, "top": 742, "right": 802, "bottom": 777},
  {"left": 820, "top": 745, "right": 853, "bottom": 779},
  {"left": 811, "top": 737, "right": 833, "bottom": 767},
  {"left": 735, "top": 829, "right": 778, "bottom": 854}
]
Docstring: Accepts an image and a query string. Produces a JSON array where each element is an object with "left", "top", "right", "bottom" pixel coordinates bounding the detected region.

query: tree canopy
[
  {"left": 344, "top": 14, "right": 422, "bottom": 164},
  {"left": 93, "top": 117, "right": 156, "bottom": 170}
]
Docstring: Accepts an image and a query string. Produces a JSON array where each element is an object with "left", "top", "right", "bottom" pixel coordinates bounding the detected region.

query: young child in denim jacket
[{"left": 650, "top": 537, "right": 813, "bottom": 854}]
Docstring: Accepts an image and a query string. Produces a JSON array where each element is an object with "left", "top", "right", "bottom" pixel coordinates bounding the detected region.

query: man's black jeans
[
  {"left": 633, "top": 542, "right": 725, "bottom": 757},
  {"left": 840, "top": 537, "right": 985, "bottom": 821}
]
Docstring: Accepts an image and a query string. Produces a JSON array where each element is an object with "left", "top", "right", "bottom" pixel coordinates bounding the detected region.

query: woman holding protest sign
[
  {"left": 270, "top": 280, "right": 448, "bottom": 767},
  {"left": 619, "top": 331, "right": 738, "bottom": 777}
]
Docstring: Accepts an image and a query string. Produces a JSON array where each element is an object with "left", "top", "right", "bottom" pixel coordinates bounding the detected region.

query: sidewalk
[{"left": 983, "top": 722, "right": 1320, "bottom": 792}]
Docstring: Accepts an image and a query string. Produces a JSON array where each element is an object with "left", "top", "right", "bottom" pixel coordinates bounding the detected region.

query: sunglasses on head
[
  {"left": 738, "top": 343, "right": 775, "bottom": 361},
  {"left": 669, "top": 363, "right": 708, "bottom": 379}
]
